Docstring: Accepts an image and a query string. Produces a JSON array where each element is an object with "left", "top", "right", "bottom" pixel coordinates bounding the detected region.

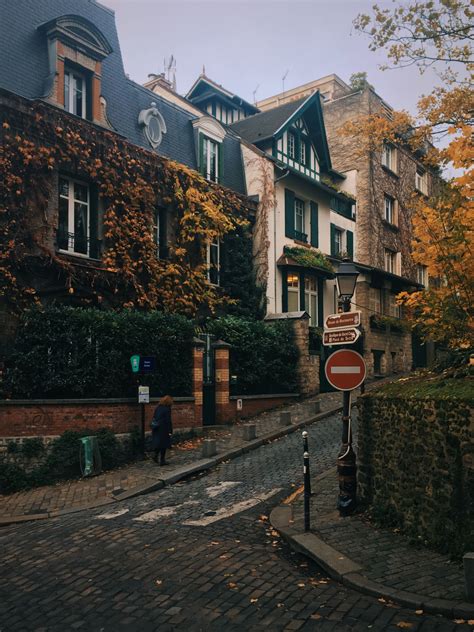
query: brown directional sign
[
  {"left": 324, "top": 311, "right": 361, "bottom": 330},
  {"left": 323, "top": 327, "right": 361, "bottom": 346}
]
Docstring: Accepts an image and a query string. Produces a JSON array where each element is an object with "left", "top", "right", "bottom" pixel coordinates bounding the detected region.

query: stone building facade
[{"left": 258, "top": 75, "right": 434, "bottom": 377}]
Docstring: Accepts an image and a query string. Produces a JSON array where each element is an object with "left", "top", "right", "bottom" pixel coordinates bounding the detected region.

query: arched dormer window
[
  {"left": 192, "top": 116, "right": 226, "bottom": 183},
  {"left": 38, "top": 15, "right": 112, "bottom": 126}
]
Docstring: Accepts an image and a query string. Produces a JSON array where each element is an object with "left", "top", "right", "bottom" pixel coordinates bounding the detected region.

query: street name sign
[
  {"left": 324, "top": 311, "right": 361, "bottom": 330},
  {"left": 325, "top": 349, "right": 366, "bottom": 391},
  {"left": 323, "top": 327, "right": 361, "bottom": 347},
  {"left": 140, "top": 356, "right": 156, "bottom": 373}
]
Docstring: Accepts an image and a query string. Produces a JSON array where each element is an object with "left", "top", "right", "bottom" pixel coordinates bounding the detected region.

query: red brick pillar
[
  {"left": 213, "top": 340, "right": 233, "bottom": 424},
  {"left": 192, "top": 338, "right": 205, "bottom": 427}
]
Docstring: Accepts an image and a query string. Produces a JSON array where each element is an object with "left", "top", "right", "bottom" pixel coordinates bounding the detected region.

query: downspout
[{"left": 273, "top": 169, "right": 291, "bottom": 313}]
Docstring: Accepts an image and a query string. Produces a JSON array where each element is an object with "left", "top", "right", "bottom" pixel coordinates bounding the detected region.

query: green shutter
[
  {"left": 285, "top": 188, "right": 295, "bottom": 238},
  {"left": 347, "top": 230, "right": 354, "bottom": 260},
  {"left": 330, "top": 223, "right": 337, "bottom": 256},
  {"left": 218, "top": 142, "right": 223, "bottom": 184},
  {"left": 282, "top": 270, "right": 288, "bottom": 312},
  {"left": 199, "top": 134, "right": 205, "bottom": 176},
  {"left": 310, "top": 201, "right": 319, "bottom": 247}
]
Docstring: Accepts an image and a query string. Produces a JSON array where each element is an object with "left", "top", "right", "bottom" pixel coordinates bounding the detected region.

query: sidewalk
[
  {"left": 0, "top": 388, "right": 346, "bottom": 523},
  {"left": 271, "top": 469, "right": 474, "bottom": 619}
]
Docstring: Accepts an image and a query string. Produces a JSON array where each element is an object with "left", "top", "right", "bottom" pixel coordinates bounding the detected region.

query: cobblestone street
[{"left": 1, "top": 412, "right": 471, "bottom": 631}]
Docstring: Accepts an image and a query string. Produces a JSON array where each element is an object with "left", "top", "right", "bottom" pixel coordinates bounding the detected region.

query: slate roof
[
  {"left": 0, "top": 0, "right": 246, "bottom": 195},
  {"left": 230, "top": 98, "right": 306, "bottom": 143}
]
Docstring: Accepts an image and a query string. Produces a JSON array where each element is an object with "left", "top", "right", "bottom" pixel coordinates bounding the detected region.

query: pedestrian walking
[{"left": 151, "top": 395, "right": 173, "bottom": 466}]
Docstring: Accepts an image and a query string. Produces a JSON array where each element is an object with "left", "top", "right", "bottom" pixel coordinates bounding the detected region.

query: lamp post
[{"left": 335, "top": 258, "right": 359, "bottom": 515}]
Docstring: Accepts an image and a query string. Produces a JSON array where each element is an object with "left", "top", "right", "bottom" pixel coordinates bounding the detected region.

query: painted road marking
[
  {"left": 330, "top": 366, "right": 361, "bottom": 374},
  {"left": 182, "top": 488, "right": 281, "bottom": 526},
  {"left": 96, "top": 508, "right": 129, "bottom": 520},
  {"left": 133, "top": 500, "right": 199, "bottom": 523},
  {"left": 205, "top": 481, "right": 242, "bottom": 498}
]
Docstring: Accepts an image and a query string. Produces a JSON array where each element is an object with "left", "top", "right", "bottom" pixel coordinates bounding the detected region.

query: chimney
[{"left": 147, "top": 72, "right": 174, "bottom": 92}]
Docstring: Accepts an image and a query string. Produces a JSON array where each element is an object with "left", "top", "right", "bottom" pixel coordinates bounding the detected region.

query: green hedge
[
  {"left": 0, "top": 427, "right": 141, "bottom": 494},
  {"left": 3, "top": 306, "right": 194, "bottom": 399},
  {"left": 207, "top": 316, "right": 299, "bottom": 395}
]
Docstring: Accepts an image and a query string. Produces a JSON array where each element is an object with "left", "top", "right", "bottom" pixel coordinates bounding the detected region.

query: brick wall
[{"left": 0, "top": 398, "right": 197, "bottom": 440}]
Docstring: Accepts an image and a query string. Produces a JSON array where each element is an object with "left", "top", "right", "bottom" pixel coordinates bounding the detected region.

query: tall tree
[{"left": 349, "top": 0, "right": 473, "bottom": 348}]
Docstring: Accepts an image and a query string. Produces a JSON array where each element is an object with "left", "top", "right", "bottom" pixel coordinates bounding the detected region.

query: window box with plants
[{"left": 370, "top": 314, "right": 409, "bottom": 333}]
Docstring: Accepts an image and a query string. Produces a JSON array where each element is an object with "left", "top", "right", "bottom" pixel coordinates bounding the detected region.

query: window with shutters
[
  {"left": 381, "top": 143, "right": 397, "bottom": 172},
  {"left": 417, "top": 264, "right": 428, "bottom": 287},
  {"left": 330, "top": 224, "right": 354, "bottom": 259},
  {"left": 294, "top": 198, "right": 306, "bottom": 242},
  {"left": 58, "top": 176, "right": 92, "bottom": 257},
  {"left": 415, "top": 168, "right": 428, "bottom": 195}
]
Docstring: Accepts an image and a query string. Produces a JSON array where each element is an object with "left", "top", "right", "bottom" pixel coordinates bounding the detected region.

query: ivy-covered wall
[{"left": 358, "top": 379, "right": 474, "bottom": 556}]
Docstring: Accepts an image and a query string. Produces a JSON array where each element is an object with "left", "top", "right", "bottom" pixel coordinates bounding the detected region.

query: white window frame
[
  {"left": 287, "top": 272, "right": 300, "bottom": 312},
  {"left": 300, "top": 138, "right": 306, "bottom": 165},
  {"left": 58, "top": 176, "right": 90, "bottom": 257},
  {"left": 334, "top": 227, "right": 343, "bottom": 256},
  {"left": 202, "top": 136, "right": 220, "bottom": 183},
  {"left": 415, "top": 169, "right": 428, "bottom": 195},
  {"left": 288, "top": 132, "right": 296, "bottom": 159},
  {"left": 207, "top": 238, "right": 220, "bottom": 285},
  {"left": 384, "top": 249, "right": 396, "bottom": 274},
  {"left": 382, "top": 143, "right": 394, "bottom": 171},
  {"left": 417, "top": 264, "right": 428, "bottom": 287},
  {"left": 304, "top": 276, "right": 318, "bottom": 327},
  {"left": 294, "top": 198, "right": 305, "bottom": 239},
  {"left": 369, "top": 287, "right": 382, "bottom": 315},
  {"left": 384, "top": 195, "right": 394, "bottom": 224},
  {"left": 64, "top": 69, "right": 87, "bottom": 119}
]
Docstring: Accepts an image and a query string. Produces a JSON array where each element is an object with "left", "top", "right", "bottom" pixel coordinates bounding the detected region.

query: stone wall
[{"left": 358, "top": 389, "right": 474, "bottom": 555}]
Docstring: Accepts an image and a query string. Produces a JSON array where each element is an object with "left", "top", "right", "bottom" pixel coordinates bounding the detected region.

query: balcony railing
[
  {"left": 57, "top": 230, "right": 101, "bottom": 259},
  {"left": 294, "top": 230, "right": 308, "bottom": 243}
]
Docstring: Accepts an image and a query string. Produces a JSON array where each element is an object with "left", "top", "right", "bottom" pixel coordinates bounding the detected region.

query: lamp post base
[{"left": 337, "top": 443, "right": 357, "bottom": 515}]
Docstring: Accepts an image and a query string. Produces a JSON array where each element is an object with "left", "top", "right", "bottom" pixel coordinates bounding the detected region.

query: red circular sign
[{"left": 325, "top": 349, "right": 366, "bottom": 391}]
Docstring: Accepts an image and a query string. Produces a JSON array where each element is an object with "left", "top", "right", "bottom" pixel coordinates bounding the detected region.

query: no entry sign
[{"left": 325, "top": 349, "right": 366, "bottom": 391}]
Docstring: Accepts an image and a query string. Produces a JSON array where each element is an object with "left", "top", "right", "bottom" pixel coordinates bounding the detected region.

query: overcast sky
[{"left": 103, "top": 0, "right": 439, "bottom": 115}]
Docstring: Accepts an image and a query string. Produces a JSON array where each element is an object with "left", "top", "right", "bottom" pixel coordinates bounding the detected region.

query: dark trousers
[{"left": 154, "top": 447, "right": 166, "bottom": 464}]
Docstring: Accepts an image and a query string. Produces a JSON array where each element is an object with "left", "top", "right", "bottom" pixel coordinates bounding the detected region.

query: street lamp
[
  {"left": 335, "top": 258, "right": 359, "bottom": 516},
  {"left": 335, "top": 259, "right": 359, "bottom": 312}
]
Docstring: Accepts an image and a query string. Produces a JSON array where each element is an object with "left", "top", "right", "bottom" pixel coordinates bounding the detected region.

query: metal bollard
[
  {"left": 280, "top": 411, "right": 292, "bottom": 426},
  {"left": 303, "top": 450, "right": 311, "bottom": 532},
  {"left": 463, "top": 552, "right": 474, "bottom": 600},
  {"left": 302, "top": 431, "right": 311, "bottom": 496},
  {"left": 202, "top": 438, "right": 217, "bottom": 458},
  {"left": 313, "top": 399, "right": 321, "bottom": 414},
  {"left": 243, "top": 424, "right": 256, "bottom": 441}
]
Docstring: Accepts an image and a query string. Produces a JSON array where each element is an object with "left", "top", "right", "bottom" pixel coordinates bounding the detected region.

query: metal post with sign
[
  {"left": 324, "top": 260, "right": 365, "bottom": 515},
  {"left": 130, "top": 354, "right": 156, "bottom": 457},
  {"left": 138, "top": 385, "right": 149, "bottom": 455}
]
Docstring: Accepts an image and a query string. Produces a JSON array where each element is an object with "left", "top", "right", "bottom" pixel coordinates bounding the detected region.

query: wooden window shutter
[
  {"left": 285, "top": 188, "right": 295, "bottom": 238},
  {"left": 346, "top": 230, "right": 354, "bottom": 259},
  {"left": 330, "top": 223, "right": 337, "bottom": 256},
  {"left": 89, "top": 184, "right": 99, "bottom": 259},
  {"left": 310, "top": 201, "right": 319, "bottom": 247}
]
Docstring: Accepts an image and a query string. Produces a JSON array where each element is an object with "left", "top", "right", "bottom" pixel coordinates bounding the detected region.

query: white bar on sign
[{"left": 330, "top": 366, "right": 361, "bottom": 374}]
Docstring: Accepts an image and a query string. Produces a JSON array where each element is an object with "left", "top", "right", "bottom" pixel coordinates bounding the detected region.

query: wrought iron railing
[
  {"left": 57, "top": 230, "right": 101, "bottom": 258},
  {"left": 294, "top": 230, "right": 308, "bottom": 243}
]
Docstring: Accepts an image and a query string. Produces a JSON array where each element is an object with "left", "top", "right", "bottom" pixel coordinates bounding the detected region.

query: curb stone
[
  {"left": 270, "top": 481, "right": 474, "bottom": 619},
  {"left": 0, "top": 404, "right": 343, "bottom": 527}
]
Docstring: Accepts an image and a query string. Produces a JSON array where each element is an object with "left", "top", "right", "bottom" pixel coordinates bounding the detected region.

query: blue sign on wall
[{"left": 140, "top": 356, "right": 156, "bottom": 373}]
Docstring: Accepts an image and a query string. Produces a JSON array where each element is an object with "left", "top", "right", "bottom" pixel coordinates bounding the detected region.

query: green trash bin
[{"left": 79, "top": 436, "right": 102, "bottom": 477}]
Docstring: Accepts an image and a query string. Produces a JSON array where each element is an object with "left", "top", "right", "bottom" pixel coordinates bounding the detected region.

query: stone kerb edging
[
  {"left": 0, "top": 404, "right": 343, "bottom": 528},
  {"left": 270, "top": 481, "right": 474, "bottom": 620}
]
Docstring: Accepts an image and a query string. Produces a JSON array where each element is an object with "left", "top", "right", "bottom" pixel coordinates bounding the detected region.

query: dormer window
[
  {"left": 192, "top": 116, "right": 226, "bottom": 184},
  {"left": 64, "top": 68, "right": 88, "bottom": 119}
]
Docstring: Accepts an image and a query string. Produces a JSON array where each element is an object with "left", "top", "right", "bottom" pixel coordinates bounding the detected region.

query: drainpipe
[{"left": 273, "top": 169, "right": 291, "bottom": 314}]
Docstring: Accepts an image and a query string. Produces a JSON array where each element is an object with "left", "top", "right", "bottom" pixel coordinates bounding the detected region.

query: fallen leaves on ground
[
  {"left": 227, "top": 582, "right": 237, "bottom": 589},
  {"left": 310, "top": 614, "right": 322, "bottom": 620},
  {"left": 155, "top": 580, "right": 162, "bottom": 586},
  {"left": 415, "top": 610, "right": 423, "bottom": 615},
  {"left": 250, "top": 598, "right": 258, "bottom": 603},
  {"left": 396, "top": 623, "right": 413, "bottom": 629}
]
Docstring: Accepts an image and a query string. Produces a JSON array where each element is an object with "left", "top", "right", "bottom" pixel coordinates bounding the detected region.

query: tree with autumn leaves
[{"left": 351, "top": 0, "right": 473, "bottom": 349}]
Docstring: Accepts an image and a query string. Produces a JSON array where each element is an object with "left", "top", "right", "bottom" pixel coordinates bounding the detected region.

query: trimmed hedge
[
  {"left": 3, "top": 306, "right": 195, "bottom": 399},
  {"left": 207, "top": 316, "right": 299, "bottom": 395}
]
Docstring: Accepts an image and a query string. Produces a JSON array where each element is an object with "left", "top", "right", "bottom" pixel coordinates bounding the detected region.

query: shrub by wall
[
  {"left": 358, "top": 377, "right": 474, "bottom": 557},
  {"left": 2, "top": 306, "right": 194, "bottom": 399},
  {"left": 207, "top": 316, "right": 299, "bottom": 395}
]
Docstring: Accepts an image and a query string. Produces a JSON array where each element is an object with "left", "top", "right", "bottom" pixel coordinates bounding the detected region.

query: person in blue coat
[{"left": 151, "top": 395, "right": 173, "bottom": 465}]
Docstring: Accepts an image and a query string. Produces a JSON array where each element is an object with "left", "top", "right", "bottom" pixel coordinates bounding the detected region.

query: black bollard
[
  {"left": 303, "top": 450, "right": 311, "bottom": 532},
  {"left": 302, "top": 431, "right": 311, "bottom": 496}
]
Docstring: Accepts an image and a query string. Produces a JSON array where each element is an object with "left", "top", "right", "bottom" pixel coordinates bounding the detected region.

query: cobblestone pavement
[
  {"left": 0, "top": 390, "right": 346, "bottom": 518},
  {"left": 291, "top": 469, "right": 465, "bottom": 602},
  {"left": 1, "top": 412, "right": 470, "bottom": 631}
]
